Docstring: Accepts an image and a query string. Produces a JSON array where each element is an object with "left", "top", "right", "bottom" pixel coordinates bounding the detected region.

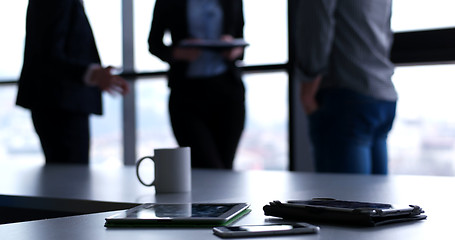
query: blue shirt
[
  {"left": 186, "top": 0, "right": 227, "bottom": 78},
  {"left": 295, "top": 0, "right": 397, "bottom": 101}
]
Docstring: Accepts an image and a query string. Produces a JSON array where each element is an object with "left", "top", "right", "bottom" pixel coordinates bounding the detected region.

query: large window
[
  {"left": 391, "top": 0, "right": 455, "bottom": 32},
  {"left": 0, "top": 1, "right": 289, "bottom": 170},
  {"left": 235, "top": 72, "right": 288, "bottom": 170},
  {"left": 136, "top": 77, "right": 176, "bottom": 157},
  {"left": 0, "top": 1, "right": 125, "bottom": 166},
  {"left": 242, "top": 0, "right": 288, "bottom": 65},
  {"left": 0, "top": 0, "right": 27, "bottom": 80},
  {"left": 0, "top": 85, "right": 40, "bottom": 164},
  {"left": 389, "top": 65, "right": 455, "bottom": 176},
  {"left": 387, "top": 0, "right": 455, "bottom": 175},
  {"left": 0, "top": 1, "right": 454, "bottom": 175},
  {"left": 133, "top": 0, "right": 167, "bottom": 73}
]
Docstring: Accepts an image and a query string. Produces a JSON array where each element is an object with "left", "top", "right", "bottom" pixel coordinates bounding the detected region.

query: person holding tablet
[{"left": 148, "top": 0, "right": 246, "bottom": 169}]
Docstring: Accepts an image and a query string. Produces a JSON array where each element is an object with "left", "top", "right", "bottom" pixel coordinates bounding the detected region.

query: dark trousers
[
  {"left": 31, "top": 109, "right": 90, "bottom": 164},
  {"left": 309, "top": 88, "right": 396, "bottom": 174},
  {"left": 169, "top": 73, "right": 245, "bottom": 169}
]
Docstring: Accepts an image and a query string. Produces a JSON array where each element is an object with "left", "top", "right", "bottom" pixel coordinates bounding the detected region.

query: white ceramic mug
[{"left": 136, "top": 147, "right": 191, "bottom": 193}]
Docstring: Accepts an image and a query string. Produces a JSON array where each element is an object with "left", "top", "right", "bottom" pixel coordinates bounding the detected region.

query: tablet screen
[
  {"left": 105, "top": 203, "right": 250, "bottom": 227},
  {"left": 128, "top": 203, "right": 239, "bottom": 218},
  {"left": 179, "top": 39, "right": 249, "bottom": 49}
]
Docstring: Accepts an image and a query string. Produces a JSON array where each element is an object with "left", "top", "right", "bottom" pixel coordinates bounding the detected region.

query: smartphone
[{"left": 213, "top": 223, "right": 319, "bottom": 238}]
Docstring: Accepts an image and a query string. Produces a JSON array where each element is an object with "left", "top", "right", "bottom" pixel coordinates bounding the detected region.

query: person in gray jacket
[{"left": 295, "top": 0, "right": 397, "bottom": 174}]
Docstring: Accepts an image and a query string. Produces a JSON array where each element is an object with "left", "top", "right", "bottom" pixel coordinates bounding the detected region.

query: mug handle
[{"left": 136, "top": 156, "right": 155, "bottom": 187}]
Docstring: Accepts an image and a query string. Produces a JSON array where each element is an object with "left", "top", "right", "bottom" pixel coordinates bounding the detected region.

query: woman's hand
[
  {"left": 172, "top": 47, "right": 201, "bottom": 62},
  {"left": 220, "top": 35, "right": 244, "bottom": 61},
  {"left": 172, "top": 39, "right": 202, "bottom": 62}
]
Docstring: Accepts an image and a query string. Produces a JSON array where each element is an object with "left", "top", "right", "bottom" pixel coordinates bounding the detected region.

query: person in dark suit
[
  {"left": 16, "top": 0, "right": 129, "bottom": 164},
  {"left": 148, "top": 0, "right": 246, "bottom": 169}
]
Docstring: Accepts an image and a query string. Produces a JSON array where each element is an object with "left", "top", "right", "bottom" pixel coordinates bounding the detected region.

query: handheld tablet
[
  {"left": 179, "top": 39, "right": 249, "bottom": 49},
  {"left": 105, "top": 203, "right": 250, "bottom": 228}
]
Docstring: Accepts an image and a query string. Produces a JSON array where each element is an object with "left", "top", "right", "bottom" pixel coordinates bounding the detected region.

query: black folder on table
[{"left": 263, "top": 199, "right": 426, "bottom": 227}]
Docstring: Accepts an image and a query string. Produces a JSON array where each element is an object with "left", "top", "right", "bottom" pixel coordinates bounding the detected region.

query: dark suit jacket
[
  {"left": 16, "top": 0, "right": 102, "bottom": 115},
  {"left": 147, "top": 0, "right": 245, "bottom": 88}
]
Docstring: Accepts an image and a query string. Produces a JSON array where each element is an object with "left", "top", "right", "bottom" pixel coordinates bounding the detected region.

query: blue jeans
[{"left": 308, "top": 89, "right": 396, "bottom": 174}]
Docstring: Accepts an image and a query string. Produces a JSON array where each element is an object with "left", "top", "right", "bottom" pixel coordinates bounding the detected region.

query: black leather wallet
[{"left": 263, "top": 199, "right": 427, "bottom": 227}]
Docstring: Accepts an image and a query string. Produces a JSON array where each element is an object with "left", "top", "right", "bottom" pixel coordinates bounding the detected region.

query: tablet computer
[
  {"left": 105, "top": 203, "right": 250, "bottom": 228},
  {"left": 179, "top": 39, "right": 249, "bottom": 49}
]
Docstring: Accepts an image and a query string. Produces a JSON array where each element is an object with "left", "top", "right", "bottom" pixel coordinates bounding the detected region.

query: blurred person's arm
[
  {"left": 84, "top": 65, "right": 129, "bottom": 95},
  {"left": 294, "top": 0, "right": 337, "bottom": 114},
  {"left": 29, "top": 0, "right": 129, "bottom": 96},
  {"left": 148, "top": 0, "right": 202, "bottom": 63},
  {"left": 147, "top": 0, "right": 173, "bottom": 63}
]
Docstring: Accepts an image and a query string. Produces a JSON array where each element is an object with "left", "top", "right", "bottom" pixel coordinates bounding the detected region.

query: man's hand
[
  {"left": 300, "top": 76, "right": 322, "bottom": 115},
  {"left": 90, "top": 66, "right": 130, "bottom": 95}
]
